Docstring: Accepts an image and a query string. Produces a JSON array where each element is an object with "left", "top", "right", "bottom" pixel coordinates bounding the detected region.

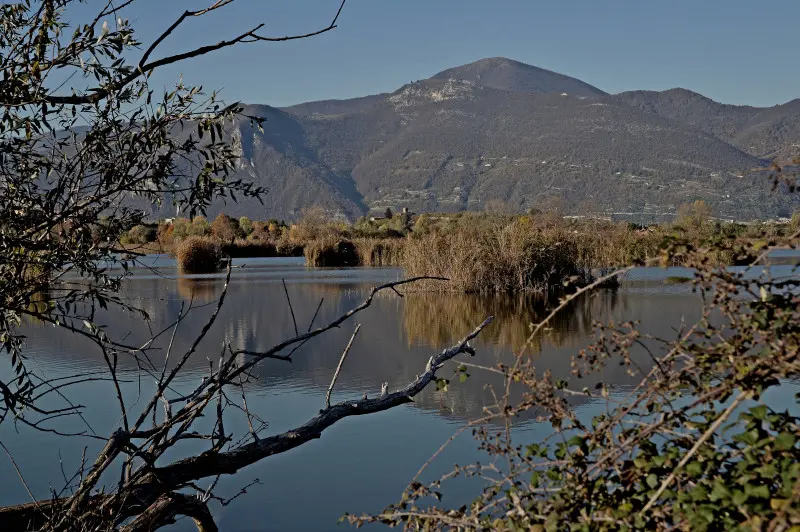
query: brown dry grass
[
  {"left": 175, "top": 237, "right": 222, "bottom": 273},
  {"left": 402, "top": 219, "right": 585, "bottom": 293},
  {"left": 353, "top": 238, "right": 405, "bottom": 266},
  {"left": 303, "top": 237, "right": 360, "bottom": 267}
]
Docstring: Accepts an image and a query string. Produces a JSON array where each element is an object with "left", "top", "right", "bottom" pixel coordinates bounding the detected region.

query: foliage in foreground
[
  {"left": 0, "top": 0, "right": 269, "bottom": 422},
  {"left": 350, "top": 230, "right": 800, "bottom": 530}
]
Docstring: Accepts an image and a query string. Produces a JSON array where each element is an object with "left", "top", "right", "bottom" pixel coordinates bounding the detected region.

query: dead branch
[
  {"left": 119, "top": 492, "right": 218, "bottom": 532},
  {"left": 0, "top": 315, "right": 492, "bottom": 529},
  {"left": 325, "top": 324, "right": 362, "bottom": 409}
]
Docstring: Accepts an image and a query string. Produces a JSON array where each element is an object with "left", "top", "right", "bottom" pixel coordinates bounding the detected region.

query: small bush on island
[
  {"left": 175, "top": 237, "right": 223, "bottom": 273},
  {"left": 402, "top": 219, "right": 585, "bottom": 293}
]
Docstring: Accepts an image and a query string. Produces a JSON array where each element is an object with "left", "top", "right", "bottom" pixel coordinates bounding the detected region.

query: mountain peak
[{"left": 430, "top": 57, "right": 606, "bottom": 97}]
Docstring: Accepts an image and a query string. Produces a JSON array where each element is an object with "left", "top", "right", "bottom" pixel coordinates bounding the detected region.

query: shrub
[
  {"left": 676, "top": 199, "right": 713, "bottom": 230},
  {"left": 275, "top": 235, "right": 304, "bottom": 257},
  {"left": 210, "top": 213, "right": 243, "bottom": 242},
  {"left": 402, "top": 220, "right": 583, "bottom": 293},
  {"left": 304, "top": 238, "right": 359, "bottom": 267},
  {"left": 157, "top": 221, "right": 175, "bottom": 245},
  {"left": 175, "top": 237, "right": 222, "bottom": 273},
  {"left": 239, "top": 216, "right": 254, "bottom": 236},
  {"left": 190, "top": 216, "right": 211, "bottom": 237},
  {"left": 122, "top": 224, "right": 157, "bottom": 245},
  {"left": 291, "top": 206, "right": 326, "bottom": 241}
]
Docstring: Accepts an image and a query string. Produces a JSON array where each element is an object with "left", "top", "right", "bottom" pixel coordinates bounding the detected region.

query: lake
[{"left": 1, "top": 255, "right": 798, "bottom": 530}]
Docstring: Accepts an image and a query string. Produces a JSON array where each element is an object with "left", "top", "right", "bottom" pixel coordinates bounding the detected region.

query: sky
[{"left": 68, "top": 0, "right": 800, "bottom": 108}]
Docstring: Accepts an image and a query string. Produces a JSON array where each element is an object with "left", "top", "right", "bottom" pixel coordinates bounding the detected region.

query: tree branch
[
  {"left": 0, "top": 316, "right": 493, "bottom": 527},
  {"left": 119, "top": 492, "right": 218, "bottom": 532},
  {"left": 131, "top": 317, "right": 493, "bottom": 501},
  {"left": 44, "top": 0, "right": 347, "bottom": 106},
  {"left": 325, "top": 323, "right": 361, "bottom": 409}
]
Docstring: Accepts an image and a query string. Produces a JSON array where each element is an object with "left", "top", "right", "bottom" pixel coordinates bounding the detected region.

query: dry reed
[{"left": 175, "top": 237, "right": 222, "bottom": 273}]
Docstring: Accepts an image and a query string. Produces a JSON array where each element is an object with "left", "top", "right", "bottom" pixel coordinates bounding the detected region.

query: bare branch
[
  {"left": 325, "top": 324, "right": 361, "bottom": 409},
  {"left": 282, "top": 278, "right": 298, "bottom": 337},
  {"left": 119, "top": 492, "right": 218, "bottom": 532},
  {"left": 44, "top": 0, "right": 348, "bottom": 106}
]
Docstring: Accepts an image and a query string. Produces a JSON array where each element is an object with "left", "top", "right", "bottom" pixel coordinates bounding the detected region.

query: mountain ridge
[{"left": 152, "top": 57, "right": 797, "bottom": 222}]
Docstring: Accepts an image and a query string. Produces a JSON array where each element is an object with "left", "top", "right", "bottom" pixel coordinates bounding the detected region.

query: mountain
[
  {"left": 281, "top": 94, "right": 388, "bottom": 117},
  {"left": 611, "top": 89, "right": 800, "bottom": 161},
  {"left": 430, "top": 57, "right": 607, "bottom": 98},
  {"left": 296, "top": 79, "right": 784, "bottom": 220},
  {"left": 149, "top": 57, "right": 798, "bottom": 222}
]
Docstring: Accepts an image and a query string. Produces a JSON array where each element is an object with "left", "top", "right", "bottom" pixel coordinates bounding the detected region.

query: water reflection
[
  {"left": 7, "top": 260, "right": 720, "bottom": 531},
  {"left": 176, "top": 276, "right": 225, "bottom": 302},
  {"left": 402, "top": 291, "right": 622, "bottom": 353},
  {"left": 18, "top": 265, "right": 705, "bottom": 425}
]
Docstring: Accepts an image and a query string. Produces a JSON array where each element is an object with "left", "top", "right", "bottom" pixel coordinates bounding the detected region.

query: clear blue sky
[{"left": 80, "top": 0, "right": 800, "bottom": 107}]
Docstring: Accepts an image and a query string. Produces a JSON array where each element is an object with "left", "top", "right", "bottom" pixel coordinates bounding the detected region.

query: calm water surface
[{"left": 1, "top": 255, "right": 797, "bottom": 530}]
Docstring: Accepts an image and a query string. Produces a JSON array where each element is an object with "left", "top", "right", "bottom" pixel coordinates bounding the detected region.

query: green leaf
[
  {"left": 567, "top": 436, "right": 583, "bottom": 447},
  {"left": 750, "top": 404, "right": 768, "bottom": 420},
  {"left": 774, "top": 432, "right": 796, "bottom": 451},
  {"left": 745, "top": 484, "right": 770, "bottom": 499},
  {"left": 686, "top": 461, "right": 703, "bottom": 477},
  {"left": 710, "top": 481, "right": 731, "bottom": 502}
]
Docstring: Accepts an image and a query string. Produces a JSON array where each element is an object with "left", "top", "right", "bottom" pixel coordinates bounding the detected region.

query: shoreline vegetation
[{"left": 119, "top": 204, "right": 800, "bottom": 293}]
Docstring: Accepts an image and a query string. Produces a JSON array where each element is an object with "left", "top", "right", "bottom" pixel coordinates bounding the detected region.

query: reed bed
[
  {"left": 175, "top": 237, "right": 222, "bottom": 273},
  {"left": 353, "top": 238, "right": 405, "bottom": 266},
  {"left": 303, "top": 238, "right": 360, "bottom": 267},
  {"left": 402, "top": 219, "right": 586, "bottom": 293}
]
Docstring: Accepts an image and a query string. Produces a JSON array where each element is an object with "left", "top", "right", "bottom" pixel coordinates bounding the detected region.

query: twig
[
  {"left": 307, "top": 298, "right": 324, "bottom": 332},
  {"left": 0, "top": 440, "right": 40, "bottom": 510},
  {"left": 325, "top": 324, "right": 361, "bottom": 409},
  {"left": 640, "top": 391, "right": 750, "bottom": 514},
  {"left": 282, "top": 279, "right": 298, "bottom": 336},
  {"left": 237, "top": 374, "right": 258, "bottom": 439},
  {"left": 131, "top": 317, "right": 494, "bottom": 501},
  {"left": 410, "top": 412, "right": 498, "bottom": 484}
]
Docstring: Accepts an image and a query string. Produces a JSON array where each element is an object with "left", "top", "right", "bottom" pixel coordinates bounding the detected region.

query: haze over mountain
[{"left": 164, "top": 57, "right": 798, "bottom": 222}]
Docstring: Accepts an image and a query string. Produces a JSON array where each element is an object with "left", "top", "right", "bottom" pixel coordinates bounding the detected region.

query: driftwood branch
[
  {"left": 119, "top": 492, "right": 218, "bottom": 532},
  {"left": 325, "top": 324, "right": 362, "bottom": 409},
  {"left": 128, "top": 316, "right": 493, "bottom": 497},
  {"left": 0, "top": 315, "right": 492, "bottom": 529}
]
